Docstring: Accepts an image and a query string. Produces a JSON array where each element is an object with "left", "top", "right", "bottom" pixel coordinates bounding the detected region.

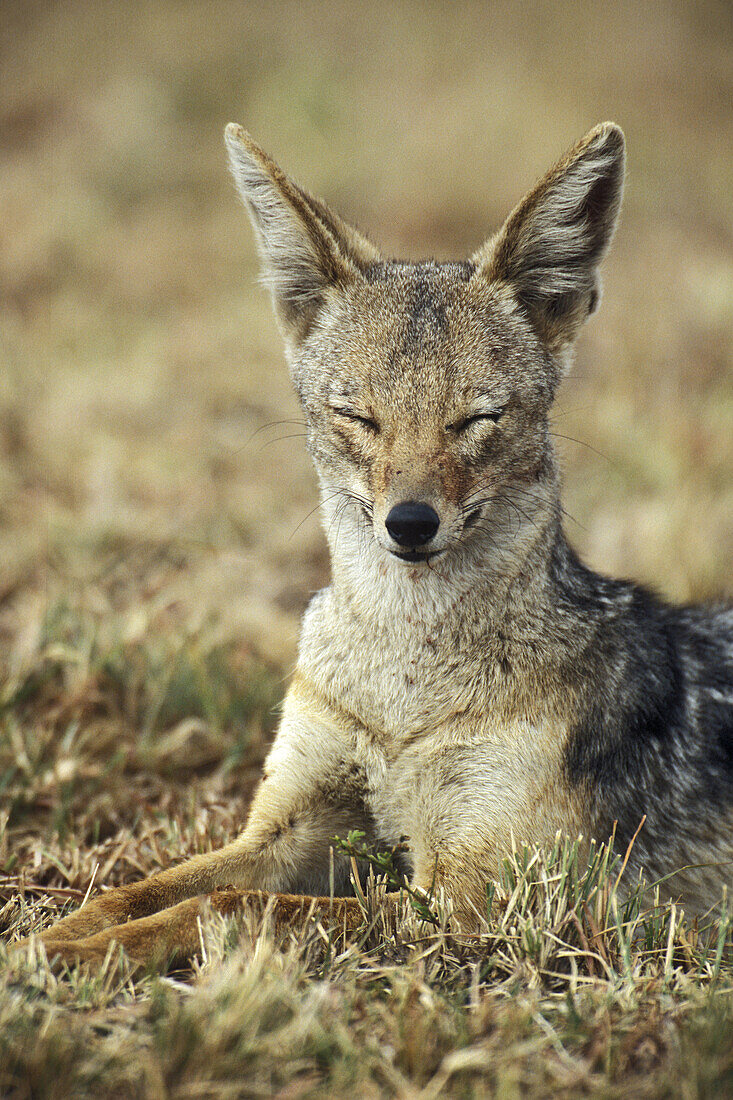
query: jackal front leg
[
  {"left": 36, "top": 890, "right": 369, "bottom": 971},
  {"left": 18, "top": 698, "right": 373, "bottom": 967}
]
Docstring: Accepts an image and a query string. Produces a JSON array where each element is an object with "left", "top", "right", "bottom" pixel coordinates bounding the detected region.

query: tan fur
[{"left": 19, "top": 120, "right": 716, "bottom": 972}]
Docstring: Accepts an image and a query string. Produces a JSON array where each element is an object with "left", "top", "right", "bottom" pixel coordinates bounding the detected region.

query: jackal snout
[
  {"left": 367, "top": 440, "right": 472, "bottom": 562},
  {"left": 384, "top": 500, "right": 441, "bottom": 556}
]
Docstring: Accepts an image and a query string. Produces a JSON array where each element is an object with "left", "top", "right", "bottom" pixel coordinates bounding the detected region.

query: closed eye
[
  {"left": 448, "top": 408, "right": 506, "bottom": 432},
  {"left": 332, "top": 408, "right": 380, "bottom": 433}
]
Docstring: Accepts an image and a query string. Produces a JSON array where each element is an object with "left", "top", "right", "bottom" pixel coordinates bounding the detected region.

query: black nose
[{"left": 385, "top": 501, "right": 440, "bottom": 547}]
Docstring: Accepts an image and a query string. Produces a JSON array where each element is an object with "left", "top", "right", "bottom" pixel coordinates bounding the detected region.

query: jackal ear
[
  {"left": 473, "top": 123, "right": 625, "bottom": 350},
  {"left": 225, "top": 125, "right": 379, "bottom": 341}
]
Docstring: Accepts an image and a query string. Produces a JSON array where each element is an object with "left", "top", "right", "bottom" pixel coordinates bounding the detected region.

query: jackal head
[{"left": 226, "top": 123, "right": 624, "bottom": 573}]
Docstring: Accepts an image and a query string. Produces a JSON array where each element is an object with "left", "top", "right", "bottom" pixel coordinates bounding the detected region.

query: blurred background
[{"left": 1, "top": 2, "right": 732, "bottom": 737}]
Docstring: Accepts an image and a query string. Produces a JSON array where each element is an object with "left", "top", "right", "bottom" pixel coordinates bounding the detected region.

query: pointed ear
[
  {"left": 225, "top": 124, "right": 379, "bottom": 340},
  {"left": 473, "top": 123, "right": 625, "bottom": 349}
]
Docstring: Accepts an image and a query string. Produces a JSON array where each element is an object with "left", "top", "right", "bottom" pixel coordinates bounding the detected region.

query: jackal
[{"left": 23, "top": 122, "right": 733, "bottom": 968}]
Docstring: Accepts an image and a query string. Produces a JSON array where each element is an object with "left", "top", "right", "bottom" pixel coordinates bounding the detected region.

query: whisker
[
  {"left": 509, "top": 485, "right": 585, "bottom": 532},
  {"left": 549, "top": 402, "right": 595, "bottom": 423},
  {"left": 288, "top": 489, "right": 344, "bottom": 541},
  {"left": 227, "top": 418, "right": 309, "bottom": 455},
  {"left": 549, "top": 432, "right": 616, "bottom": 468},
  {"left": 247, "top": 418, "right": 308, "bottom": 442},
  {"left": 259, "top": 432, "right": 310, "bottom": 450},
  {"left": 460, "top": 480, "right": 584, "bottom": 536}
]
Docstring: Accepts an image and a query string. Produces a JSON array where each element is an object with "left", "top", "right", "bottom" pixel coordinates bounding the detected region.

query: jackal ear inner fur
[
  {"left": 473, "top": 122, "right": 625, "bottom": 352},
  {"left": 225, "top": 124, "right": 379, "bottom": 341}
]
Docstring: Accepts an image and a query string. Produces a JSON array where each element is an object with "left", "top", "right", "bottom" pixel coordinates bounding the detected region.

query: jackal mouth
[{"left": 390, "top": 548, "right": 445, "bottom": 564}]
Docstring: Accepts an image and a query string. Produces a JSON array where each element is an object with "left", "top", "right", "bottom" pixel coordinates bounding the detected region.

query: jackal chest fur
[{"left": 279, "top": 567, "right": 585, "bottom": 873}]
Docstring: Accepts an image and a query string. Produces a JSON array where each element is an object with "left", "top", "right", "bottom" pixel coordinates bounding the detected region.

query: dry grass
[
  {"left": 3, "top": 831, "right": 733, "bottom": 1098},
  {"left": 1, "top": 0, "right": 733, "bottom": 1095}
]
